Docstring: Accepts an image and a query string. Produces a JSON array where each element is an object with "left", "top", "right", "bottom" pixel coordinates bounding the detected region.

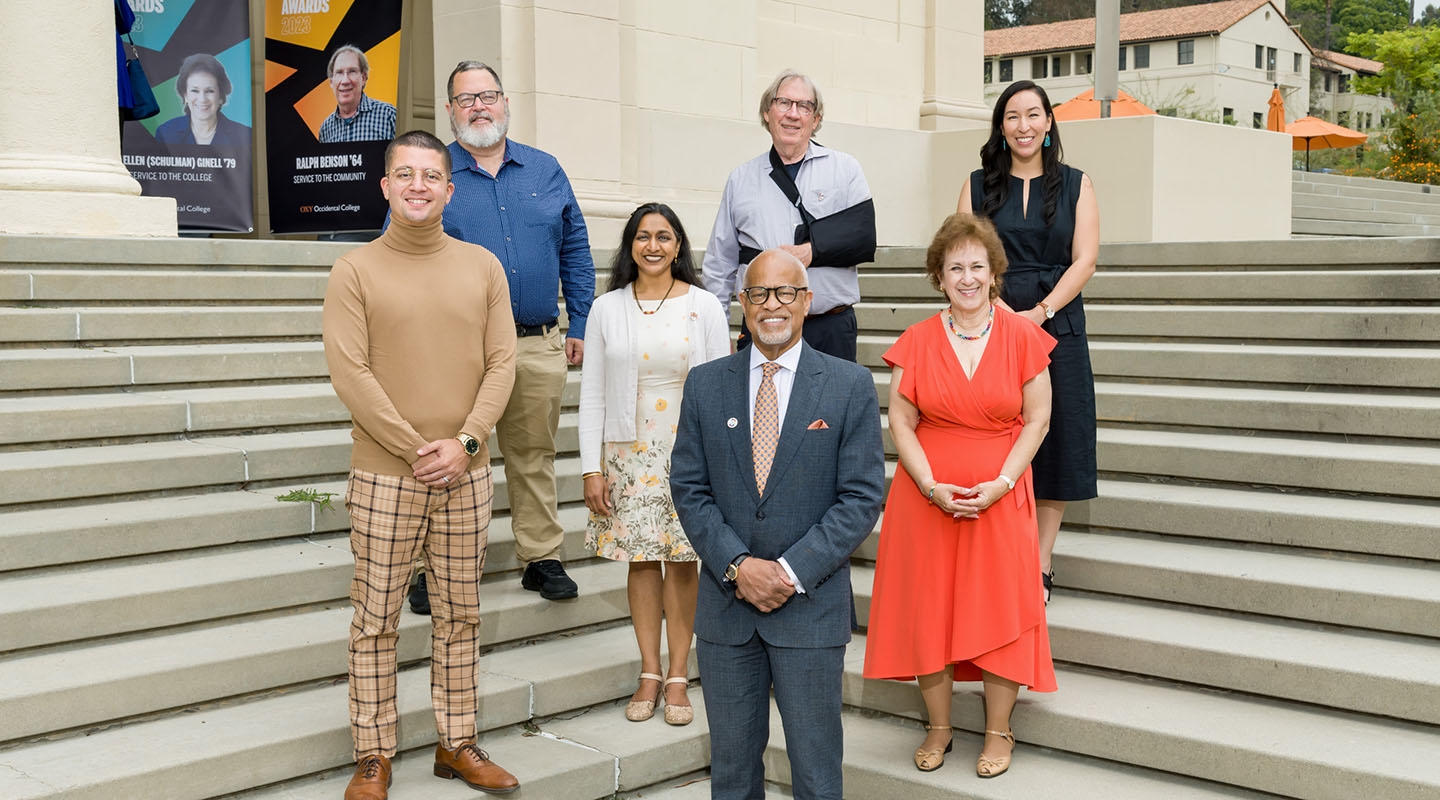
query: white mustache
[{"left": 468, "top": 111, "right": 495, "bottom": 124}]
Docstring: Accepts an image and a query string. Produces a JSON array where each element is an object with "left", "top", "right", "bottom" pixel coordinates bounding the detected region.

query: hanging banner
[
  {"left": 121, "top": 0, "right": 255, "bottom": 233},
  {"left": 265, "top": 0, "right": 403, "bottom": 234}
]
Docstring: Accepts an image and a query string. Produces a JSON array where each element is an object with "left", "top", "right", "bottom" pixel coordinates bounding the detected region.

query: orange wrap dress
[{"left": 862, "top": 309, "right": 1058, "bottom": 691}]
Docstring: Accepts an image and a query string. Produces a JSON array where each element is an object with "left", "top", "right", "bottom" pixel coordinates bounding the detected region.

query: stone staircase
[
  {"left": 2, "top": 235, "right": 1438, "bottom": 799},
  {"left": 1292, "top": 170, "right": 1440, "bottom": 237}
]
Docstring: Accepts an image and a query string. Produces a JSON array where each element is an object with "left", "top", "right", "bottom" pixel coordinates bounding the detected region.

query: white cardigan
[{"left": 578, "top": 283, "right": 730, "bottom": 474}]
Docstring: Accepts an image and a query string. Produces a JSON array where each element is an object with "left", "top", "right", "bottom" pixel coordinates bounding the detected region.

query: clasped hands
[
  {"left": 928, "top": 480, "right": 1008, "bottom": 519},
  {"left": 413, "top": 437, "right": 468, "bottom": 488},
  {"left": 734, "top": 557, "right": 795, "bottom": 613}
]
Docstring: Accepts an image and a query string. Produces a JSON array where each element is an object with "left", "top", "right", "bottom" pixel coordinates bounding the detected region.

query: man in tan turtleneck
[{"left": 323, "top": 130, "right": 520, "bottom": 800}]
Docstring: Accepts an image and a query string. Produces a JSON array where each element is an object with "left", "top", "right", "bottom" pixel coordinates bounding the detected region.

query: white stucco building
[
  {"left": 1311, "top": 49, "right": 1392, "bottom": 131},
  {"left": 983, "top": 0, "right": 1312, "bottom": 127}
]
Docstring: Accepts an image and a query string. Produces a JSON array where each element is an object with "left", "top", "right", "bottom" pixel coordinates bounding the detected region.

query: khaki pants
[
  {"left": 496, "top": 326, "right": 568, "bottom": 564},
  {"left": 345, "top": 465, "right": 492, "bottom": 759}
]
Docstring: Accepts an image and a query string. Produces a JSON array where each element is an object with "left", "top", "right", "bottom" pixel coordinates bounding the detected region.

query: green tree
[
  {"left": 1288, "top": 0, "right": 1409, "bottom": 52},
  {"left": 1419, "top": 3, "right": 1440, "bottom": 25},
  {"left": 1347, "top": 26, "right": 1440, "bottom": 184}
]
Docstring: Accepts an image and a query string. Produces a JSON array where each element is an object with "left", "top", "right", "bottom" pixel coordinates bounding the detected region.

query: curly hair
[{"left": 924, "top": 213, "right": 1008, "bottom": 301}]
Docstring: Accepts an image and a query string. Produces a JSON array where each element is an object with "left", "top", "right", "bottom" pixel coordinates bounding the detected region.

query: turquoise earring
[
  {"left": 1044, "top": 134, "right": 1052, "bottom": 147},
  {"left": 1002, "top": 140, "right": 1008, "bottom": 150}
]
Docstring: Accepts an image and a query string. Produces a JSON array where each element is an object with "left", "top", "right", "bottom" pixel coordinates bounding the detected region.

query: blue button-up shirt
[{"left": 442, "top": 139, "right": 595, "bottom": 340}]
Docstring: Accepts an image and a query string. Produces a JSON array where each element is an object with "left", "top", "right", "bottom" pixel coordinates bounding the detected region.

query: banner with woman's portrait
[
  {"left": 121, "top": 0, "right": 254, "bottom": 233},
  {"left": 264, "top": 0, "right": 403, "bottom": 234}
]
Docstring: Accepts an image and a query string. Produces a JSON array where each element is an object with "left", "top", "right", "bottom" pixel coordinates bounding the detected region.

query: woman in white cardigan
[{"left": 580, "top": 202, "right": 730, "bottom": 726}]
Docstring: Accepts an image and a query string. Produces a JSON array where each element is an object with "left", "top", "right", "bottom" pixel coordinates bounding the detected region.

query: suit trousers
[
  {"left": 345, "top": 465, "right": 493, "bottom": 760},
  {"left": 696, "top": 633, "right": 846, "bottom": 800},
  {"left": 496, "top": 326, "right": 568, "bottom": 564}
]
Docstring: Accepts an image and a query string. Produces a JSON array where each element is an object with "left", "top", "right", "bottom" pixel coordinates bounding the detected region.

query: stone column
[
  {"left": 919, "top": 0, "right": 992, "bottom": 130},
  {"left": 0, "top": 0, "right": 176, "bottom": 236}
]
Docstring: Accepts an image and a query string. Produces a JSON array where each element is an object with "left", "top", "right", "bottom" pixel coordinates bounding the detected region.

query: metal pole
[{"left": 1095, "top": 0, "right": 1121, "bottom": 118}]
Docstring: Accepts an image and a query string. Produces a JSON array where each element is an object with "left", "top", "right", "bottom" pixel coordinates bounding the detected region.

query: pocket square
[{"left": 806, "top": 419, "right": 829, "bottom": 430}]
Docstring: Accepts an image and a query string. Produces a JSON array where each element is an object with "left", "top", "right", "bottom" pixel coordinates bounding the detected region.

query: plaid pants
[{"left": 345, "top": 464, "right": 492, "bottom": 759}]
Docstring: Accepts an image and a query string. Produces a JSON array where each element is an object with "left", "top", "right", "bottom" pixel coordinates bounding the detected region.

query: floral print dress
[{"left": 585, "top": 299, "right": 696, "bottom": 561}]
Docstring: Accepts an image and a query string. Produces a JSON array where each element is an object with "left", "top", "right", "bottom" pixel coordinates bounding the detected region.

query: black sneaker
[
  {"left": 521, "top": 559, "right": 579, "bottom": 600},
  {"left": 409, "top": 571, "right": 431, "bottom": 615}
]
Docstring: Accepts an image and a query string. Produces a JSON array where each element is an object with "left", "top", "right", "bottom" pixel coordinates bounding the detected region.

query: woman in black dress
[{"left": 957, "top": 80, "right": 1099, "bottom": 603}]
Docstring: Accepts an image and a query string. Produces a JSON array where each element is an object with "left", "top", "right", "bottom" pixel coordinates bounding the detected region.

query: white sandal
[
  {"left": 662, "top": 676, "right": 693, "bottom": 726},
  {"left": 625, "top": 673, "right": 663, "bottom": 721}
]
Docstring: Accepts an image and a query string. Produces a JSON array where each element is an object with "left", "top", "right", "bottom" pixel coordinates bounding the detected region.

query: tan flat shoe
[
  {"left": 913, "top": 723, "right": 953, "bottom": 772},
  {"left": 625, "top": 673, "right": 662, "bottom": 721},
  {"left": 976, "top": 729, "right": 1015, "bottom": 778},
  {"left": 663, "top": 676, "right": 693, "bottom": 726}
]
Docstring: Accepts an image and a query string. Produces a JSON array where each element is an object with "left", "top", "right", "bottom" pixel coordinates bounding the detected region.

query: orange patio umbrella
[
  {"left": 1266, "top": 86, "right": 1285, "bottom": 132},
  {"left": 1052, "top": 88, "right": 1157, "bottom": 121},
  {"left": 1286, "top": 115, "right": 1368, "bottom": 171}
]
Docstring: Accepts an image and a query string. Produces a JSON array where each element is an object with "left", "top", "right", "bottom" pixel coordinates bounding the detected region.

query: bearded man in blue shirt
[{"left": 431, "top": 59, "right": 595, "bottom": 602}]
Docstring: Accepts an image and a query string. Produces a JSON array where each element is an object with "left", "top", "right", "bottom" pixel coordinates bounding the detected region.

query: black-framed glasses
[
  {"left": 388, "top": 167, "right": 448, "bottom": 186},
  {"left": 770, "top": 97, "right": 817, "bottom": 116},
  {"left": 740, "top": 285, "right": 808, "bottom": 305},
  {"left": 452, "top": 91, "right": 503, "bottom": 109}
]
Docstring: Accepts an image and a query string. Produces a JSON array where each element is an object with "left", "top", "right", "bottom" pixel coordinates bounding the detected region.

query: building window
[
  {"left": 1119, "top": 46, "right": 1127, "bottom": 70},
  {"left": 1366, "top": 112, "right": 1374, "bottom": 128},
  {"left": 999, "top": 59, "right": 1013, "bottom": 82},
  {"left": 1077, "top": 52, "right": 1093, "bottom": 74},
  {"left": 1178, "top": 39, "right": 1194, "bottom": 65},
  {"left": 1134, "top": 44, "right": 1150, "bottom": 69},
  {"left": 1339, "top": 74, "right": 1351, "bottom": 93},
  {"left": 1324, "top": 73, "right": 1332, "bottom": 92},
  {"left": 1267, "top": 47, "right": 1276, "bottom": 81},
  {"left": 1032, "top": 56, "right": 1048, "bottom": 79},
  {"left": 1255, "top": 44, "right": 1263, "bottom": 69},
  {"left": 1253, "top": 112, "right": 1263, "bottom": 128},
  {"left": 1294, "top": 52, "right": 1302, "bottom": 73},
  {"left": 1223, "top": 106, "right": 1234, "bottom": 124},
  {"left": 1053, "top": 55, "right": 1071, "bottom": 77},
  {"left": 985, "top": 61, "right": 993, "bottom": 84}
]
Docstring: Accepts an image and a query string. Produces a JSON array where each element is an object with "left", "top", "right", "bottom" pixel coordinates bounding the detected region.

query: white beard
[{"left": 453, "top": 112, "right": 508, "bottom": 149}]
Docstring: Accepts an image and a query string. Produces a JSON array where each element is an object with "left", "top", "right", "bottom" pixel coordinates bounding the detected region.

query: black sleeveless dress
[{"left": 969, "top": 165, "right": 1098, "bottom": 501}]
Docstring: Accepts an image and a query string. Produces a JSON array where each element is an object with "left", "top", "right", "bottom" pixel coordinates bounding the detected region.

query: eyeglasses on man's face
[
  {"left": 740, "top": 285, "right": 808, "bottom": 305},
  {"left": 452, "top": 91, "right": 503, "bottom": 109},
  {"left": 770, "top": 97, "right": 817, "bottom": 116},
  {"left": 388, "top": 167, "right": 448, "bottom": 186}
]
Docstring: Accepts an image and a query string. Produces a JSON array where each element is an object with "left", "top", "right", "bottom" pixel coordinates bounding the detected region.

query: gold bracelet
[{"left": 581, "top": 471, "right": 601, "bottom": 479}]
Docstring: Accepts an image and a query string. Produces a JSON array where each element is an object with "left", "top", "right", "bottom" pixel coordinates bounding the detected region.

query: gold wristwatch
[{"left": 456, "top": 433, "right": 480, "bottom": 457}]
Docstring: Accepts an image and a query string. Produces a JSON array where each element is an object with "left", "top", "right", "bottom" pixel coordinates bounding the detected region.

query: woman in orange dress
[{"left": 862, "top": 213, "right": 1056, "bottom": 779}]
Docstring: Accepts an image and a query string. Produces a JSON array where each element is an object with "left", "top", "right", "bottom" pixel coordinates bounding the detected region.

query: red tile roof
[
  {"left": 985, "top": 0, "right": 1285, "bottom": 58},
  {"left": 1313, "top": 49, "right": 1383, "bottom": 75}
]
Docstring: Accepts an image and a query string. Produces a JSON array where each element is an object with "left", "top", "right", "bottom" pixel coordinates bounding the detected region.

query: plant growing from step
[{"left": 275, "top": 488, "right": 339, "bottom": 512}]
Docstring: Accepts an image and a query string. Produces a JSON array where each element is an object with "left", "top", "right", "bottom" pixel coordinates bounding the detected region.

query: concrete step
[
  {"left": 1086, "top": 269, "right": 1440, "bottom": 302},
  {"left": 1070, "top": 478, "right": 1440, "bottom": 562},
  {"left": 0, "top": 384, "right": 346, "bottom": 445},
  {"left": 1094, "top": 381, "right": 1440, "bottom": 441},
  {"left": 1053, "top": 530, "right": 1440, "bottom": 638},
  {"left": 0, "top": 573, "right": 632, "bottom": 743},
  {"left": 1085, "top": 340, "right": 1440, "bottom": 390},
  {"left": 0, "top": 342, "right": 328, "bottom": 391},
  {"left": 0, "top": 428, "right": 353, "bottom": 506},
  {"left": 1046, "top": 593, "right": 1440, "bottom": 725},
  {"left": 1292, "top": 176, "right": 1440, "bottom": 204},
  {"left": 1292, "top": 201, "right": 1440, "bottom": 226},
  {"left": 1292, "top": 170, "right": 1440, "bottom": 194},
  {"left": 0, "top": 306, "right": 320, "bottom": 344},
  {"left": 1098, "top": 236, "right": 1440, "bottom": 269},
  {"left": 1291, "top": 218, "right": 1435, "bottom": 237},
  {"left": 843, "top": 640, "right": 1440, "bottom": 800},
  {"left": 1097, "top": 425, "right": 1440, "bottom": 499},
  {"left": 0, "top": 269, "right": 326, "bottom": 302}
]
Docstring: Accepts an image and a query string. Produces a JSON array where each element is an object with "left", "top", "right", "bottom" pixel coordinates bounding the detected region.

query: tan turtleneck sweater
[{"left": 322, "top": 215, "right": 517, "bottom": 476}]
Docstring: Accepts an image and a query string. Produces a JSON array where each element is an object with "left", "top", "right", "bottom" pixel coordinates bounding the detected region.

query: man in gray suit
[{"left": 671, "top": 249, "right": 885, "bottom": 799}]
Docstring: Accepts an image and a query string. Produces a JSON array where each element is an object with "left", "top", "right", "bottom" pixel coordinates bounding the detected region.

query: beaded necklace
[
  {"left": 634, "top": 277, "right": 677, "bottom": 315},
  {"left": 947, "top": 305, "right": 993, "bottom": 340}
]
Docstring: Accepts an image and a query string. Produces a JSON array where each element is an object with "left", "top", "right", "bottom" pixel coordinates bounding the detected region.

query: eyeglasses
[
  {"left": 388, "top": 167, "right": 448, "bottom": 186},
  {"left": 770, "top": 97, "right": 817, "bottom": 116},
  {"left": 452, "top": 91, "right": 503, "bottom": 109},
  {"left": 740, "top": 285, "right": 808, "bottom": 305}
]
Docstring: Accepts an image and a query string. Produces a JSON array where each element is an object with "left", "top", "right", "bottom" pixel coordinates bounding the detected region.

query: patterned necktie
[{"left": 753, "top": 361, "right": 782, "bottom": 494}]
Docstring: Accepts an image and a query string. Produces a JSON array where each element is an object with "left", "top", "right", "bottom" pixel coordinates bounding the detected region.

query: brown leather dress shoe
[
  {"left": 433, "top": 741, "right": 520, "bottom": 794},
  {"left": 344, "top": 754, "right": 391, "bottom": 800}
]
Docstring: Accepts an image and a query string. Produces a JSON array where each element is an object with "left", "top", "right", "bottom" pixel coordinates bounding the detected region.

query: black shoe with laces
[
  {"left": 521, "top": 559, "right": 579, "bottom": 600},
  {"left": 409, "top": 572, "right": 431, "bottom": 615}
]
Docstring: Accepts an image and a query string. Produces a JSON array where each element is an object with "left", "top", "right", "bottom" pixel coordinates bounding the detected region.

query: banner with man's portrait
[
  {"left": 265, "top": 0, "right": 403, "bottom": 234},
  {"left": 121, "top": 0, "right": 254, "bottom": 233}
]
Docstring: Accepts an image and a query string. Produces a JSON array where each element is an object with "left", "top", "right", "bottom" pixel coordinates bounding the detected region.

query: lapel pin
[{"left": 727, "top": 417, "right": 738, "bottom": 428}]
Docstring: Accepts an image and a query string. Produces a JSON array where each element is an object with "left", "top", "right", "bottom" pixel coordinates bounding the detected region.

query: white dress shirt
[{"left": 748, "top": 341, "right": 806, "bottom": 593}]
